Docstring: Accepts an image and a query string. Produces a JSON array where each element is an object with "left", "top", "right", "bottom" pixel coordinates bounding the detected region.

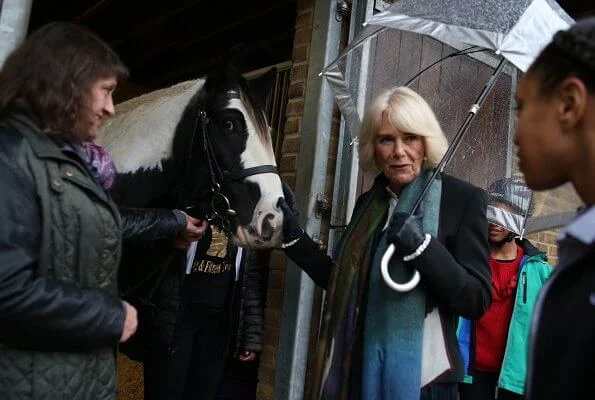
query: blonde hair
[{"left": 358, "top": 86, "right": 448, "bottom": 174}]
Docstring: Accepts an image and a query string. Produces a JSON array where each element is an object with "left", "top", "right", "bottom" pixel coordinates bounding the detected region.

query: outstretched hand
[{"left": 277, "top": 181, "right": 304, "bottom": 243}]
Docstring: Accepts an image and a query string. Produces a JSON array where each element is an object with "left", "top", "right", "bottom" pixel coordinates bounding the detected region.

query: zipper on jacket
[{"left": 522, "top": 271, "right": 527, "bottom": 304}]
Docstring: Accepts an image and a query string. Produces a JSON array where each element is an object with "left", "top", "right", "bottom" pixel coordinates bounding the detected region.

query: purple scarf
[{"left": 77, "top": 142, "right": 116, "bottom": 190}]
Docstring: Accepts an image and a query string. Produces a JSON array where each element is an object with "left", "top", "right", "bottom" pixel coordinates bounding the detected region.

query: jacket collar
[
  {"left": 559, "top": 206, "right": 595, "bottom": 245},
  {"left": 3, "top": 114, "right": 73, "bottom": 161},
  {"left": 516, "top": 238, "right": 546, "bottom": 259}
]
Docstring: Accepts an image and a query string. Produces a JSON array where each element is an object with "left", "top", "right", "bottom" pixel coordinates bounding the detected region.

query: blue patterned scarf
[{"left": 362, "top": 169, "right": 442, "bottom": 400}]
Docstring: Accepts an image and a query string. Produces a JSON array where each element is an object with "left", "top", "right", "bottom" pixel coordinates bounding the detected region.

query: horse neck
[{"left": 110, "top": 158, "right": 180, "bottom": 209}]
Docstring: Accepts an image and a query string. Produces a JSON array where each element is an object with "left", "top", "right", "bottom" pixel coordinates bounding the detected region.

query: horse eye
[{"left": 223, "top": 120, "right": 234, "bottom": 131}]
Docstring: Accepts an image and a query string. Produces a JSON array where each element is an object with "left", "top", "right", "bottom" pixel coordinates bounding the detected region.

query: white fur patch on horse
[{"left": 98, "top": 79, "right": 205, "bottom": 172}]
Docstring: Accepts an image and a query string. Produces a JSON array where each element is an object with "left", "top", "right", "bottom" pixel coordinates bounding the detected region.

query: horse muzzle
[{"left": 234, "top": 208, "right": 284, "bottom": 248}]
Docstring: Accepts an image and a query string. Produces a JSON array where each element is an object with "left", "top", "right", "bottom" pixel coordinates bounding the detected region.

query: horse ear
[{"left": 202, "top": 45, "right": 246, "bottom": 96}]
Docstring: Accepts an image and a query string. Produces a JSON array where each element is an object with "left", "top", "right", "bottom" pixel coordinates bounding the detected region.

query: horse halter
[{"left": 184, "top": 91, "right": 278, "bottom": 230}]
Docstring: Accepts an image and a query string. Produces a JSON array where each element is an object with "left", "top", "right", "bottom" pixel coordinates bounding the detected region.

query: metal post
[
  {"left": 273, "top": 0, "right": 342, "bottom": 398},
  {"left": 0, "top": 0, "right": 33, "bottom": 68}
]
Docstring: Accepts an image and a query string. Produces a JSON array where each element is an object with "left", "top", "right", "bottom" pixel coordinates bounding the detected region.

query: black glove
[
  {"left": 386, "top": 209, "right": 426, "bottom": 257},
  {"left": 277, "top": 181, "right": 304, "bottom": 243}
]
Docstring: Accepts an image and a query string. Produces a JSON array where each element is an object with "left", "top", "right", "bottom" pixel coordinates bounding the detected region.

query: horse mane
[
  {"left": 237, "top": 86, "right": 271, "bottom": 148},
  {"left": 97, "top": 79, "right": 206, "bottom": 172}
]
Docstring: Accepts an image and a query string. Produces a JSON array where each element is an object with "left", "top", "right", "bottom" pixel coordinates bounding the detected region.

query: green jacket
[
  {"left": 458, "top": 238, "right": 553, "bottom": 395},
  {"left": 0, "top": 115, "right": 125, "bottom": 400}
]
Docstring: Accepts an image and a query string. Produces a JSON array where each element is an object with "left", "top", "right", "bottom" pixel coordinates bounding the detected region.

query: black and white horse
[{"left": 98, "top": 65, "right": 284, "bottom": 248}]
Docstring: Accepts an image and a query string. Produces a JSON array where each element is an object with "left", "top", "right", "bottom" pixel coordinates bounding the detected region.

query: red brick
[
  {"left": 269, "top": 249, "right": 288, "bottom": 270},
  {"left": 297, "top": 0, "right": 315, "bottom": 12},
  {"left": 286, "top": 99, "right": 305, "bottom": 116},
  {"left": 283, "top": 118, "right": 301, "bottom": 135},
  {"left": 294, "top": 27, "right": 312, "bottom": 46},
  {"left": 282, "top": 135, "right": 301, "bottom": 153},
  {"left": 256, "top": 381, "right": 274, "bottom": 400},
  {"left": 296, "top": 10, "right": 313, "bottom": 29},
  {"left": 292, "top": 44, "right": 309, "bottom": 63},
  {"left": 290, "top": 63, "right": 309, "bottom": 81},
  {"left": 268, "top": 269, "right": 285, "bottom": 290},
  {"left": 288, "top": 81, "right": 305, "bottom": 98},
  {"left": 279, "top": 174, "right": 296, "bottom": 189},
  {"left": 280, "top": 154, "right": 298, "bottom": 173}
]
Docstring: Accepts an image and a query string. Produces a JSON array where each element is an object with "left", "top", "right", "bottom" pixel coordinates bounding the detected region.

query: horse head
[{"left": 99, "top": 64, "right": 285, "bottom": 248}]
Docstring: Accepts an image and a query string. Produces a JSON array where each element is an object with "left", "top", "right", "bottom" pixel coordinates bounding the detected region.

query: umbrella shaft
[{"left": 412, "top": 58, "right": 508, "bottom": 214}]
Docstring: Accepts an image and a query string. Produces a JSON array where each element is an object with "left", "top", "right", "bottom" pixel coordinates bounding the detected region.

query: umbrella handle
[{"left": 380, "top": 243, "right": 421, "bottom": 292}]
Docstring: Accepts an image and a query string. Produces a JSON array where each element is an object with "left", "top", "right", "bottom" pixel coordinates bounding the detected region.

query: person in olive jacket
[{"left": 0, "top": 22, "right": 204, "bottom": 400}]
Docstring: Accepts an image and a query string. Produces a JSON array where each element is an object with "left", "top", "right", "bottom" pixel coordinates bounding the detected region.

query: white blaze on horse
[{"left": 98, "top": 65, "right": 284, "bottom": 248}]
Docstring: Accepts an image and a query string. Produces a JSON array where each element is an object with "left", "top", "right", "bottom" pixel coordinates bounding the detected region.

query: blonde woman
[{"left": 279, "top": 86, "right": 491, "bottom": 400}]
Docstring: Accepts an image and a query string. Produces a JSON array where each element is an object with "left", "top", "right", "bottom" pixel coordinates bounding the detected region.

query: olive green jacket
[{"left": 0, "top": 115, "right": 125, "bottom": 400}]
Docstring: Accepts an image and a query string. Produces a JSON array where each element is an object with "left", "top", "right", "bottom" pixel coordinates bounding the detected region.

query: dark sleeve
[
  {"left": 0, "top": 156, "right": 125, "bottom": 352},
  {"left": 283, "top": 233, "right": 334, "bottom": 289},
  {"left": 240, "top": 250, "right": 265, "bottom": 353},
  {"left": 283, "top": 191, "right": 372, "bottom": 290},
  {"left": 119, "top": 207, "right": 187, "bottom": 241},
  {"left": 414, "top": 188, "right": 491, "bottom": 319}
]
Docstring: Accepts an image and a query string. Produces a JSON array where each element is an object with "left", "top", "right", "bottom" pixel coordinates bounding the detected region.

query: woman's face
[
  {"left": 374, "top": 112, "right": 425, "bottom": 194},
  {"left": 514, "top": 74, "right": 573, "bottom": 191},
  {"left": 80, "top": 76, "right": 117, "bottom": 142}
]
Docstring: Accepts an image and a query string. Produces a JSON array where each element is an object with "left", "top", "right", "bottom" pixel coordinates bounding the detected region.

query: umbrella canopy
[
  {"left": 363, "top": 0, "right": 573, "bottom": 72},
  {"left": 486, "top": 177, "right": 534, "bottom": 237},
  {"left": 321, "top": 0, "right": 574, "bottom": 142}
]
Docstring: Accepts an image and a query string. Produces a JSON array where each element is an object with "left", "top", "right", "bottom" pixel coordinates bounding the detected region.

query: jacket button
[
  {"left": 53, "top": 179, "right": 61, "bottom": 187},
  {"left": 168, "top": 345, "right": 177, "bottom": 356},
  {"left": 65, "top": 170, "right": 73, "bottom": 177}
]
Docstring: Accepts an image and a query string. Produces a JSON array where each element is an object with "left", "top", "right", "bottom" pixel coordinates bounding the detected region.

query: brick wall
[
  {"left": 525, "top": 183, "right": 582, "bottom": 265},
  {"left": 256, "top": 0, "right": 314, "bottom": 397},
  {"left": 257, "top": 0, "right": 347, "bottom": 398},
  {"left": 511, "top": 157, "right": 582, "bottom": 266}
]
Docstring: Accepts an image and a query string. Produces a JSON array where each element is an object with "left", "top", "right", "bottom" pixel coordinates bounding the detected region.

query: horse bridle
[
  {"left": 183, "top": 91, "right": 278, "bottom": 230},
  {"left": 122, "top": 91, "right": 278, "bottom": 304}
]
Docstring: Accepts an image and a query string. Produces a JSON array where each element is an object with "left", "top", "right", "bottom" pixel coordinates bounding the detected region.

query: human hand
[
  {"left": 277, "top": 182, "right": 304, "bottom": 244},
  {"left": 238, "top": 350, "right": 257, "bottom": 362},
  {"left": 119, "top": 301, "right": 138, "bottom": 343},
  {"left": 386, "top": 210, "right": 426, "bottom": 257},
  {"left": 174, "top": 213, "right": 208, "bottom": 249}
]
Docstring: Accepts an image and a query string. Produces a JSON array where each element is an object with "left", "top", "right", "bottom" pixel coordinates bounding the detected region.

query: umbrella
[{"left": 321, "top": 0, "right": 574, "bottom": 291}]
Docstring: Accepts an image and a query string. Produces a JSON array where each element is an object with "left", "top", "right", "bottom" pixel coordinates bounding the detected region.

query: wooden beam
[
  {"left": 123, "top": 0, "right": 295, "bottom": 70},
  {"left": 147, "top": 34, "right": 294, "bottom": 88},
  {"left": 111, "top": 0, "right": 202, "bottom": 46},
  {"left": 74, "top": 0, "right": 112, "bottom": 22}
]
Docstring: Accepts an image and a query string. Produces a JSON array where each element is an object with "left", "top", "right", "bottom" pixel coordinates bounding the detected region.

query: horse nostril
[{"left": 260, "top": 213, "right": 276, "bottom": 241}]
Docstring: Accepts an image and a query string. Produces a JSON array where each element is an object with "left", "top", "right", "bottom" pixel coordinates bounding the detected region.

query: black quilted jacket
[{"left": 0, "top": 114, "right": 187, "bottom": 400}]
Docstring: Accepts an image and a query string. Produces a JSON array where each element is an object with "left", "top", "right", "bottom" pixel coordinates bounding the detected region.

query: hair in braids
[{"left": 528, "top": 17, "right": 595, "bottom": 95}]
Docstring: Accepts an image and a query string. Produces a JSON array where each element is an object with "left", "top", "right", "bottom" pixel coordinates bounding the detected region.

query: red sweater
[{"left": 475, "top": 245, "right": 524, "bottom": 372}]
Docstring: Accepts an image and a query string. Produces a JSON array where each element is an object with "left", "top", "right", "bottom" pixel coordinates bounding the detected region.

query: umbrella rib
[
  {"left": 411, "top": 57, "right": 509, "bottom": 214},
  {"left": 405, "top": 46, "right": 487, "bottom": 87}
]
